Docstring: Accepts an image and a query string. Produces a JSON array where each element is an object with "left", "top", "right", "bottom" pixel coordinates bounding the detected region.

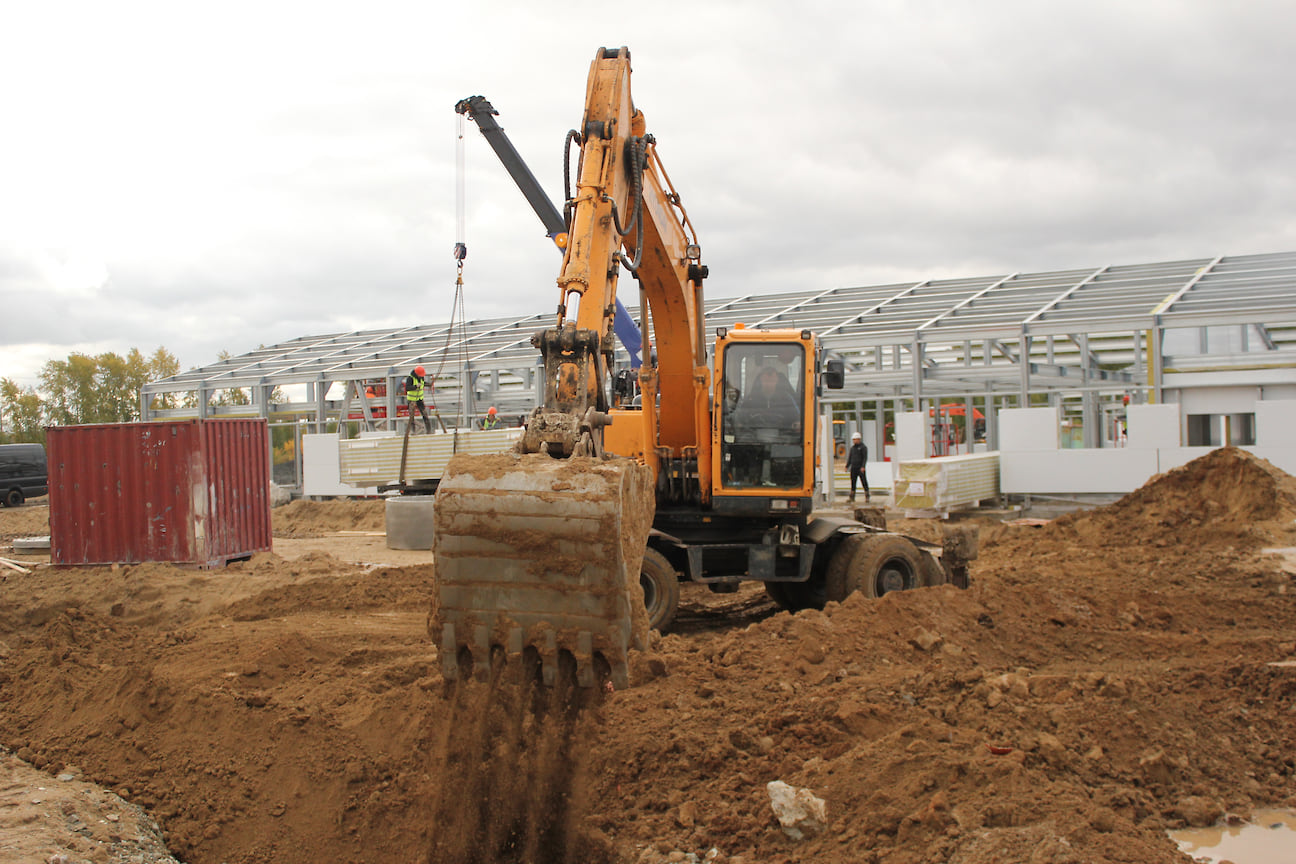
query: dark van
[{"left": 0, "top": 443, "right": 47, "bottom": 507}]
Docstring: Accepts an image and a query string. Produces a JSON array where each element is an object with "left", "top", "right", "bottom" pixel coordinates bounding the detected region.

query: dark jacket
[
  {"left": 735, "top": 387, "right": 800, "bottom": 431},
  {"left": 846, "top": 441, "right": 868, "bottom": 472}
]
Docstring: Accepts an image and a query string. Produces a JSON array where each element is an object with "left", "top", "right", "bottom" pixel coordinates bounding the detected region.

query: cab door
[{"left": 713, "top": 339, "right": 811, "bottom": 496}]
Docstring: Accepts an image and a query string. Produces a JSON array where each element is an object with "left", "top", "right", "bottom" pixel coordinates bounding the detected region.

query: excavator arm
[
  {"left": 527, "top": 47, "right": 710, "bottom": 469},
  {"left": 455, "top": 92, "right": 646, "bottom": 366},
  {"left": 431, "top": 47, "right": 704, "bottom": 688}
]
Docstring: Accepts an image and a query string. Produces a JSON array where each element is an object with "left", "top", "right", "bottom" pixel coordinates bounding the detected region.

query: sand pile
[
  {"left": 0, "top": 500, "right": 49, "bottom": 543},
  {"left": 1051, "top": 446, "right": 1296, "bottom": 548},
  {"left": 271, "top": 498, "right": 386, "bottom": 537},
  {"left": 0, "top": 447, "right": 1293, "bottom": 863}
]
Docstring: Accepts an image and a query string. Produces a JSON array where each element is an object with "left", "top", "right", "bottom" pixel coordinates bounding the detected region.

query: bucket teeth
[
  {"left": 430, "top": 452, "right": 653, "bottom": 690},
  {"left": 437, "top": 621, "right": 631, "bottom": 690}
]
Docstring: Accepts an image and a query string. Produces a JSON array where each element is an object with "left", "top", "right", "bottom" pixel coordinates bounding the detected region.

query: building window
[{"left": 1186, "top": 413, "right": 1255, "bottom": 447}]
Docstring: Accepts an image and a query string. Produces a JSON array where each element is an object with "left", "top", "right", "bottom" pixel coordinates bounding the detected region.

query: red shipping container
[{"left": 47, "top": 419, "right": 273, "bottom": 568}]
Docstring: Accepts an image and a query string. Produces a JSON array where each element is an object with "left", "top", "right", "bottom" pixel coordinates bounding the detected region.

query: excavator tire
[
  {"left": 824, "top": 533, "right": 870, "bottom": 603},
  {"left": 827, "top": 533, "right": 925, "bottom": 600},
  {"left": 854, "top": 534, "right": 925, "bottom": 599},
  {"left": 430, "top": 451, "right": 655, "bottom": 690},
  {"left": 639, "top": 547, "right": 681, "bottom": 633}
]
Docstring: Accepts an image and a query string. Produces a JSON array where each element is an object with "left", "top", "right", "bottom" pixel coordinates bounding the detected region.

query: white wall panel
[
  {"left": 1179, "top": 386, "right": 1262, "bottom": 415},
  {"left": 1256, "top": 401, "right": 1296, "bottom": 447},
  {"left": 303, "top": 434, "right": 378, "bottom": 497},
  {"left": 1127, "top": 404, "right": 1180, "bottom": 448},
  {"left": 999, "top": 407, "right": 1060, "bottom": 452},
  {"left": 894, "top": 412, "right": 928, "bottom": 462},
  {"left": 1000, "top": 449, "right": 1160, "bottom": 494}
]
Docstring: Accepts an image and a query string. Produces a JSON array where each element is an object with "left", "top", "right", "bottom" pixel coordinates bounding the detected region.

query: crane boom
[
  {"left": 456, "top": 92, "right": 644, "bottom": 366},
  {"left": 454, "top": 95, "right": 566, "bottom": 239}
]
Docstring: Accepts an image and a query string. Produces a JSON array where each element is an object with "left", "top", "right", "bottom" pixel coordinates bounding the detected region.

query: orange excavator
[{"left": 431, "top": 47, "right": 967, "bottom": 690}]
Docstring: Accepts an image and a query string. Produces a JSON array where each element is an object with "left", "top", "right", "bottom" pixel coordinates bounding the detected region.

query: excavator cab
[{"left": 714, "top": 330, "right": 816, "bottom": 497}]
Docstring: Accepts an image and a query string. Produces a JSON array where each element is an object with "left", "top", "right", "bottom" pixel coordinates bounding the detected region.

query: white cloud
[{"left": 2, "top": 0, "right": 1295, "bottom": 388}]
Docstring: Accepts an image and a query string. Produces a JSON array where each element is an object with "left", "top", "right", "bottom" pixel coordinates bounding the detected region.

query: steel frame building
[{"left": 141, "top": 250, "right": 1296, "bottom": 465}]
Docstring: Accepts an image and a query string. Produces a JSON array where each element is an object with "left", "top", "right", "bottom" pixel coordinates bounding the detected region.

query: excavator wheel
[
  {"left": 824, "top": 533, "right": 870, "bottom": 603},
  {"left": 639, "top": 547, "right": 681, "bottom": 633},
  {"left": 430, "top": 451, "right": 655, "bottom": 690},
  {"left": 826, "top": 533, "right": 925, "bottom": 601}
]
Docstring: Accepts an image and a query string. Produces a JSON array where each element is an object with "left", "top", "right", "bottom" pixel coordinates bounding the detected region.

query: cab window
[{"left": 719, "top": 343, "right": 805, "bottom": 489}]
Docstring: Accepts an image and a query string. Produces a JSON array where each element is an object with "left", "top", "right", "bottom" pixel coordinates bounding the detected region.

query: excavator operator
[
  {"left": 730, "top": 365, "right": 802, "bottom": 486},
  {"left": 738, "top": 367, "right": 799, "bottom": 427}
]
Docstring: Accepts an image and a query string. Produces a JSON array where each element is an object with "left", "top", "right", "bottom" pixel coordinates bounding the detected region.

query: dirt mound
[
  {"left": 2, "top": 497, "right": 393, "bottom": 543},
  {"left": 0, "top": 749, "right": 180, "bottom": 864},
  {"left": 0, "top": 448, "right": 1294, "bottom": 863},
  {"left": 272, "top": 498, "right": 386, "bottom": 537},
  {"left": 0, "top": 501, "right": 48, "bottom": 543},
  {"left": 1050, "top": 447, "right": 1296, "bottom": 549}
]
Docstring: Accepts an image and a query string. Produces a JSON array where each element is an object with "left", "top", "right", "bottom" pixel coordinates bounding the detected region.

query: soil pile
[
  {"left": 0, "top": 447, "right": 1293, "bottom": 863},
  {"left": 1047, "top": 447, "right": 1296, "bottom": 549},
  {"left": 0, "top": 499, "right": 48, "bottom": 543},
  {"left": 2, "top": 497, "right": 389, "bottom": 545},
  {"left": 271, "top": 498, "right": 386, "bottom": 537},
  {"left": 0, "top": 749, "right": 180, "bottom": 864}
]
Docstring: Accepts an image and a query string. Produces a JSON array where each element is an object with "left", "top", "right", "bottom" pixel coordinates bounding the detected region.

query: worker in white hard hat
[{"left": 845, "top": 431, "right": 870, "bottom": 503}]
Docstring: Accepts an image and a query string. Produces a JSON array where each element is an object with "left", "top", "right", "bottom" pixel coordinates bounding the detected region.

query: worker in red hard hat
[
  {"left": 481, "top": 406, "right": 500, "bottom": 430},
  {"left": 404, "top": 365, "right": 433, "bottom": 434}
]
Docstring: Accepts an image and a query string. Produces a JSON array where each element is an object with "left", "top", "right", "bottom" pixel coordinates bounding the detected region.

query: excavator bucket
[{"left": 430, "top": 451, "right": 655, "bottom": 690}]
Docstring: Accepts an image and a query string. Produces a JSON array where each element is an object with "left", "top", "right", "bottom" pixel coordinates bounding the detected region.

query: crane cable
[{"left": 430, "top": 112, "right": 471, "bottom": 429}]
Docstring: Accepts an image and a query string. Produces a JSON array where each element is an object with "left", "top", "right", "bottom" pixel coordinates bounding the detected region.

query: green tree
[
  {"left": 30, "top": 347, "right": 183, "bottom": 428},
  {"left": 40, "top": 353, "right": 100, "bottom": 425},
  {"left": 94, "top": 348, "right": 153, "bottom": 422},
  {"left": 145, "top": 347, "right": 182, "bottom": 411},
  {"left": 0, "top": 379, "right": 47, "bottom": 444}
]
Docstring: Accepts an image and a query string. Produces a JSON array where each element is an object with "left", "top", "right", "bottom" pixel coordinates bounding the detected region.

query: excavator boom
[{"left": 431, "top": 48, "right": 680, "bottom": 687}]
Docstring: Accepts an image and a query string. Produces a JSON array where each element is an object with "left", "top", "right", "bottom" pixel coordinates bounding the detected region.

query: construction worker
[
  {"left": 481, "top": 406, "right": 500, "bottom": 430},
  {"left": 404, "top": 365, "right": 433, "bottom": 434},
  {"left": 735, "top": 366, "right": 799, "bottom": 432},
  {"left": 846, "top": 431, "right": 870, "bottom": 503}
]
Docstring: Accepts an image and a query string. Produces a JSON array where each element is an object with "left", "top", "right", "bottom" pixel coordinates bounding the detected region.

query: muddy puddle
[{"left": 1170, "top": 810, "right": 1296, "bottom": 863}]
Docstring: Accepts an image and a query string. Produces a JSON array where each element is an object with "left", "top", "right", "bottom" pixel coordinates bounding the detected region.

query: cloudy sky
[{"left": 2, "top": 0, "right": 1294, "bottom": 388}]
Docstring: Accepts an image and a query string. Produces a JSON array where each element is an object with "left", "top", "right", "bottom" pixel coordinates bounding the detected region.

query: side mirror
[{"left": 823, "top": 357, "right": 845, "bottom": 390}]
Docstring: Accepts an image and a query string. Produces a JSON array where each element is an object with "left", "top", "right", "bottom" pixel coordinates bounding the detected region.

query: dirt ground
[{"left": 1, "top": 446, "right": 1294, "bottom": 863}]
